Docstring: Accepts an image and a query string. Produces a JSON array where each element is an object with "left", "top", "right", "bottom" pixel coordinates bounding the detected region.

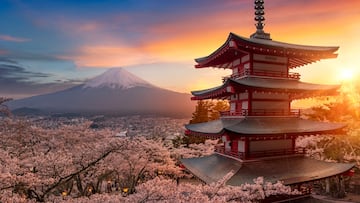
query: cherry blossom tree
[
  {"left": 68, "top": 171, "right": 300, "bottom": 203},
  {"left": 1, "top": 117, "right": 300, "bottom": 202},
  {"left": 0, "top": 118, "right": 181, "bottom": 202},
  {"left": 299, "top": 80, "right": 360, "bottom": 163},
  {"left": 170, "top": 138, "right": 217, "bottom": 159}
]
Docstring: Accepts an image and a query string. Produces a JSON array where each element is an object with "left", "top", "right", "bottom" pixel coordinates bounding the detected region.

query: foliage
[
  {"left": 0, "top": 118, "right": 181, "bottom": 202},
  {"left": 170, "top": 139, "right": 217, "bottom": 159},
  {"left": 303, "top": 82, "right": 360, "bottom": 163},
  {"left": 0, "top": 117, "right": 300, "bottom": 202},
  {"left": 305, "top": 82, "right": 360, "bottom": 122},
  {"left": 297, "top": 82, "right": 360, "bottom": 197},
  {"left": 189, "top": 100, "right": 229, "bottom": 124},
  {"left": 65, "top": 172, "right": 300, "bottom": 203},
  {"left": 186, "top": 100, "right": 229, "bottom": 145}
]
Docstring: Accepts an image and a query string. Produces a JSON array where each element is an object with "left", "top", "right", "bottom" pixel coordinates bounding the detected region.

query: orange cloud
[
  {"left": 266, "top": 1, "right": 360, "bottom": 39},
  {"left": 63, "top": 0, "right": 360, "bottom": 78},
  {"left": 69, "top": 45, "right": 155, "bottom": 67}
]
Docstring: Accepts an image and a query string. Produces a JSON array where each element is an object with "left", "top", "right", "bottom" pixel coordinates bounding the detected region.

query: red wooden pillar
[
  {"left": 249, "top": 53, "right": 254, "bottom": 75},
  {"left": 286, "top": 57, "right": 289, "bottom": 77},
  {"left": 231, "top": 139, "right": 238, "bottom": 152}
]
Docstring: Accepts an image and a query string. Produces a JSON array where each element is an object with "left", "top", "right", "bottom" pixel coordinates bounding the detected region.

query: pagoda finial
[{"left": 250, "top": 0, "right": 271, "bottom": 40}]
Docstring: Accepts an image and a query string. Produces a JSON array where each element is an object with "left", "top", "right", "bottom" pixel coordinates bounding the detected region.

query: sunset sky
[{"left": 1, "top": 0, "right": 360, "bottom": 99}]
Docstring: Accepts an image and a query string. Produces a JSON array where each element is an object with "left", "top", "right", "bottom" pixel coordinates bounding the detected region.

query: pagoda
[{"left": 181, "top": 0, "right": 354, "bottom": 196}]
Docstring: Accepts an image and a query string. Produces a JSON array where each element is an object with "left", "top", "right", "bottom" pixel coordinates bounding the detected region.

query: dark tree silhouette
[{"left": 0, "top": 97, "right": 12, "bottom": 117}]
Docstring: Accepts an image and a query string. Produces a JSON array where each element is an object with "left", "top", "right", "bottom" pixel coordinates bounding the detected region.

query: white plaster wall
[
  {"left": 241, "top": 55, "right": 250, "bottom": 63},
  {"left": 242, "top": 101, "right": 248, "bottom": 109},
  {"left": 225, "top": 141, "right": 231, "bottom": 151},
  {"left": 238, "top": 140, "right": 245, "bottom": 152},
  {"left": 230, "top": 102, "right": 236, "bottom": 112}
]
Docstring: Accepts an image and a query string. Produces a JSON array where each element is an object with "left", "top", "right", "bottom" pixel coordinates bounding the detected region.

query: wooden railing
[
  {"left": 215, "top": 145, "right": 306, "bottom": 160},
  {"left": 214, "top": 145, "right": 245, "bottom": 159},
  {"left": 249, "top": 148, "right": 306, "bottom": 158},
  {"left": 220, "top": 109, "right": 301, "bottom": 117},
  {"left": 222, "top": 69, "right": 300, "bottom": 81}
]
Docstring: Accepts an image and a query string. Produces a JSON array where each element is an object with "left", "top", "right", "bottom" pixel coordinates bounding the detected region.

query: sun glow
[{"left": 339, "top": 68, "right": 356, "bottom": 82}]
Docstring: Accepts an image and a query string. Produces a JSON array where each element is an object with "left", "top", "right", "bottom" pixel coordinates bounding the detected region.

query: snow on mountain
[
  {"left": 84, "top": 68, "right": 154, "bottom": 89},
  {"left": 8, "top": 68, "right": 195, "bottom": 117}
]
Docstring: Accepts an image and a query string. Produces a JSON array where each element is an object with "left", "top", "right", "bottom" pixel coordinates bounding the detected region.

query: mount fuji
[{"left": 8, "top": 68, "right": 195, "bottom": 117}]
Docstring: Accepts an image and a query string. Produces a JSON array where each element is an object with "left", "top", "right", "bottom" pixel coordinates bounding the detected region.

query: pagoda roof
[
  {"left": 181, "top": 154, "right": 354, "bottom": 185},
  {"left": 191, "top": 77, "right": 340, "bottom": 100},
  {"left": 185, "top": 117, "right": 345, "bottom": 137},
  {"left": 195, "top": 33, "right": 339, "bottom": 69}
]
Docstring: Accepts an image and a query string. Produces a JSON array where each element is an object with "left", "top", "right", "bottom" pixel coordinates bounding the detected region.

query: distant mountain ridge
[{"left": 8, "top": 68, "right": 194, "bottom": 117}]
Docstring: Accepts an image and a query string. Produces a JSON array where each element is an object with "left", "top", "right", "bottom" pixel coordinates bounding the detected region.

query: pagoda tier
[
  {"left": 186, "top": 117, "right": 345, "bottom": 159},
  {"left": 181, "top": 154, "right": 354, "bottom": 186},
  {"left": 185, "top": 117, "right": 345, "bottom": 138},
  {"left": 195, "top": 33, "right": 338, "bottom": 69},
  {"left": 185, "top": 117, "right": 345, "bottom": 160},
  {"left": 191, "top": 77, "right": 339, "bottom": 100}
]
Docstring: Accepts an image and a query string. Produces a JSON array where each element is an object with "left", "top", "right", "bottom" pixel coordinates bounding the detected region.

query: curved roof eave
[
  {"left": 191, "top": 77, "right": 340, "bottom": 100},
  {"left": 181, "top": 154, "right": 355, "bottom": 186},
  {"left": 229, "top": 117, "right": 347, "bottom": 135},
  {"left": 195, "top": 33, "right": 339, "bottom": 69},
  {"left": 185, "top": 117, "right": 346, "bottom": 136},
  {"left": 230, "top": 78, "right": 340, "bottom": 92},
  {"left": 230, "top": 32, "right": 339, "bottom": 52},
  {"left": 185, "top": 119, "right": 237, "bottom": 135},
  {"left": 227, "top": 156, "right": 354, "bottom": 186}
]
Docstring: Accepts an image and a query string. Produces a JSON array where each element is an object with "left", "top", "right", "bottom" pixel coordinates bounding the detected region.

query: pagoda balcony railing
[
  {"left": 220, "top": 109, "right": 301, "bottom": 117},
  {"left": 249, "top": 147, "right": 306, "bottom": 158},
  {"left": 223, "top": 69, "right": 300, "bottom": 81},
  {"left": 214, "top": 145, "right": 245, "bottom": 159},
  {"left": 214, "top": 145, "right": 306, "bottom": 160}
]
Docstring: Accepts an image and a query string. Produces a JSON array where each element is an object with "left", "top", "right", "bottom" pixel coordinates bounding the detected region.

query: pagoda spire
[{"left": 250, "top": 0, "right": 271, "bottom": 40}]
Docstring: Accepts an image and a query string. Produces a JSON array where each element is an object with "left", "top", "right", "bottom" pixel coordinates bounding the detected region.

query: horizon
[{"left": 1, "top": 0, "right": 360, "bottom": 102}]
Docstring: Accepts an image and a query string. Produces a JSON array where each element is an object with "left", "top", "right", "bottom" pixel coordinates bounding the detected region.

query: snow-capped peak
[{"left": 83, "top": 68, "right": 154, "bottom": 89}]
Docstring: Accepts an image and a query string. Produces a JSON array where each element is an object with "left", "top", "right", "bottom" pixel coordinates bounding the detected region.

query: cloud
[
  {"left": 1, "top": 49, "right": 69, "bottom": 62},
  {"left": 0, "top": 59, "right": 78, "bottom": 99},
  {"left": 57, "top": 2, "right": 253, "bottom": 67},
  {"left": 0, "top": 34, "right": 30, "bottom": 42},
  {"left": 266, "top": 1, "right": 360, "bottom": 30},
  {"left": 0, "top": 60, "right": 52, "bottom": 81},
  {"left": 62, "top": 45, "right": 156, "bottom": 67}
]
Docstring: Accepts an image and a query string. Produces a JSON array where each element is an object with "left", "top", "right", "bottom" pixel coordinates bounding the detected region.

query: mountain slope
[{"left": 8, "top": 68, "right": 195, "bottom": 117}]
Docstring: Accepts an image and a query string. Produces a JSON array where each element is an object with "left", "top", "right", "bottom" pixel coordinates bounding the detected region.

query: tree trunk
[{"left": 75, "top": 174, "right": 84, "bottom": 196}]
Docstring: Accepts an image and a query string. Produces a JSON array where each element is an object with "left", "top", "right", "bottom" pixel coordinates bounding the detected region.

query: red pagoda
[{"left": 181, "top": 0, "right": 354, "bottom": 195}]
